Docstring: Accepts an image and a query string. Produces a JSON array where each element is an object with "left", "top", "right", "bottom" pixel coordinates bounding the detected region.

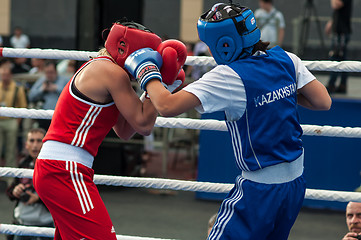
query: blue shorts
[{"left": 208, "top": 174, "right": 306, "bottom": 240}]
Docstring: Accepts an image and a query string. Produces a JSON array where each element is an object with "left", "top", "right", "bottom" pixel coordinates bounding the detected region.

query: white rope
[
  {"left": 1, "top": 167, "right": 361, "bottom": 203},
  {"left": 1, "top": 47, "right": 361, "bottom": 72},
  {"left": 302, "top": 60, "right": 361, "bottom": 72},
  {"left": 185, "top": 56, "right": 361, "bottom": 72},
  {"left": 0, "top": 224, "right": 177, "bottom": 240},
  {"left": 0, "top": 107, "right": 53, "bottom": 119},
  {"left": 94, "top": 174, "right": 232, "bottom": 193},
  {"left": 2, "top": 107, "right": 361, "bottom": 138},
  {"left": 154, "top": 116, "right": 227, "bottom": 132},
  {"left": 0, "top": 167, "right": 232, "bottom": 193},
  {"left": 306, "top": 189, "right": 361, "bottom": 202},
  {"left": 302, "top": 124, "right": 361, "bottom": 138},
  {"left": 0, "top": 224, "right": 54, "bottom": 238},
  {"left": 0, "top": 47, "right": 96, "bottom": 61},
  {"left": 0, "top": 167, "right": 33, "bottom": 178},
  {"left": 185, "top": 56, "right": 217, "bottom": 67}
]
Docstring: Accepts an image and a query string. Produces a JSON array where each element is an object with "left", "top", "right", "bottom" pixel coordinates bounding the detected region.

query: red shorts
[{"left": 33, "top": 159, "right": 117, "bottom": 240}]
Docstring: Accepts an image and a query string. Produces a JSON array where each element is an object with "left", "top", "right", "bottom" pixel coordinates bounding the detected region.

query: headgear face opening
[
  {"left": 197, "top": 3, "right": 260, "bottom": 65},
  {"left": 104, "top": 21, "right": 162, "bottom": 67}
]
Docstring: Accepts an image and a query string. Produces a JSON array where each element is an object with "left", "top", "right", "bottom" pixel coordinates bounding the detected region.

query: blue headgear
[{"left": 197, "top": 3, "right": 261, "bottom": 65}]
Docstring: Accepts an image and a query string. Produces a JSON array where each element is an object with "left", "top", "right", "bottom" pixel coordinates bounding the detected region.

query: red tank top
[{"left": 43, "top": 57, "right": 119, "bottom": 156}]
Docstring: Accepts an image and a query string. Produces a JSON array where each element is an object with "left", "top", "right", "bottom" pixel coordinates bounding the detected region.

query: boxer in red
[{"left": 33, "top": 20, "right": 186, "bottom": 239}]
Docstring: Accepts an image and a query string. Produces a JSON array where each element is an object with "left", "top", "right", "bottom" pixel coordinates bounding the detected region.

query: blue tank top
[{"left": 227, "top": 46, "right": 303, "bottom": 171}]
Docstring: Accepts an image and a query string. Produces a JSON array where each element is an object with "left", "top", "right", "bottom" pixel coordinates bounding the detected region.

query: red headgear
[{"left": 105, "top": 21, "right": 162, "bottom": 67}]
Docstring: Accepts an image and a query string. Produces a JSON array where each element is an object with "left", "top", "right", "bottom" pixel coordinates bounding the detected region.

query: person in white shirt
[
  {"left": 10, "top": 27, "right": 30, "bottom": 48},
  {"left": 254, "top": 0, "right": 285, "bottom": 48}
]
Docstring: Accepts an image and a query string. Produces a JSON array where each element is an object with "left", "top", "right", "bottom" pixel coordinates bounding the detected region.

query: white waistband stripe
[
  {"left": 242, "top": 151, "right": 304, "bottom": 184},
  {"left": 38, "top": 141, "right": 94, "bottom": 168}
]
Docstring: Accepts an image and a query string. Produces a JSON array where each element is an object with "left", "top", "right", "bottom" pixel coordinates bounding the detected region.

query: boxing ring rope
[
  {"left": 2, "top": 107, "right": 361, "bottom": 138},
  {"left": 0, "top": 47, "right": 97, "bottom": 61},
  {"left": 1, "top": 167, "right": 361, "bottom": 203},
  {"left": 0, "top": 224, "right": 176, "bottom": 240},
  {"left": 1, "top": 47, "right": 361, "bottom": 238},
  {"left": 2, "top": 47, "right": 361, "bottom": 72}
]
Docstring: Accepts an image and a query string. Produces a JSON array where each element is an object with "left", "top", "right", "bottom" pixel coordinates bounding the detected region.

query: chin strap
[{"left": 238, "top": 46, "right": 254, "bottom": 59}]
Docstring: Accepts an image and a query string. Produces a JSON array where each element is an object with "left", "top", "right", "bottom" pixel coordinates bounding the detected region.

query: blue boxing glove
[{"left": 124, "top": 48, "right": 163, "bottom": 91}]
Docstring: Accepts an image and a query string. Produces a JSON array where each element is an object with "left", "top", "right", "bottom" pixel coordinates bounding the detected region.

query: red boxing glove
[
  {"left": 157, "top": 39, "right": 187, "bottom": 85},
  {"left": 167, "top": 69, "right": 185, "bottom": 93}
]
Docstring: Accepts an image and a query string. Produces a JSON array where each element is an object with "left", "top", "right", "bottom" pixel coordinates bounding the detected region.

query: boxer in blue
[{"left": 124, "top": 3, "right": 332, "bottom": 239}]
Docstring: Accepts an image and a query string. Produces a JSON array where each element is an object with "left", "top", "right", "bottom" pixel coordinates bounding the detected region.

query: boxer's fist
[
  {"left": 157, "top": 40, "right": 187, "bottom": 85},
  {"left": 124, "top": 48, "right": 163, "bottom": 91}
]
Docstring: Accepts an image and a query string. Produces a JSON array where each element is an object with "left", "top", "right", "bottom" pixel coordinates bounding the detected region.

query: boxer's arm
[
  {"left": 112, "top": 92, "right": 159, "bottom": 140},
  {"left": 297, "top": 79, "right": 331, "bottom": 110},
  {"left": 111, "top": 80, "right": 157, "bottom": 136},
  {"left": 103, "top": 65, "right": 158, "bottom": 137},
  {"left": 112, "top": 113, "right": 136, "bottom": 140},
  {"left": 146, "top": 79, "right": 201, "bottom": 117},
  {"left": 124, "top": 46, "right": 196, "bottom": 117}
]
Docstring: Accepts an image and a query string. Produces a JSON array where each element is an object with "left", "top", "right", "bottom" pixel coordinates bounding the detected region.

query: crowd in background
[
  {"left": 0, "top": 27, "right": 77, "bottom": 178},
  {"left": 0, "top": 27, "right": 77, "bottom": 240}
]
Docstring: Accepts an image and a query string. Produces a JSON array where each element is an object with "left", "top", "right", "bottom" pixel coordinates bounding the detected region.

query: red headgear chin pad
[
  {"left": 105, "top": 23, "right": 162, "bottom": 67},
  {"left": 156, "top": 40, "right": 187, "bottom": 85}
]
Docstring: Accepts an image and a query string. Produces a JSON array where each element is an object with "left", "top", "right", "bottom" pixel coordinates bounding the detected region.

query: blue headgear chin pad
[{"left": 197, "top": 4, "right": 260, "bottom": 65}]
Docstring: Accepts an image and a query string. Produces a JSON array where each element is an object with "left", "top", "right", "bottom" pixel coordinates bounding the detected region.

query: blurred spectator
[
  {"left": 28, "top": 60, "right": 68, "bottom": 130},
  {"left": 191, "top": 40, "right": 210, "bottom": 80},
  {"left": 0, "top": 58, "right": 12, "bottom": 69},
  {"left": 29, "top": 58, "right": 46, "bottom": 75},
  {"left": 0, "top": 65, "right": 27, "bottom": 178},
  {"left": 325, "top": 0, "right": 352, "bottom": 94},
  {"left": 11, "top": 58, "right": 31, "bottom": 74},
  {"left": 342, "top": 202, "right": 361, "bottom": 240},
  {"left": 10, "top": 27, "right": 30, "bottom": 49},
  {"left": 186, "top": 42, "right": 194, "bottom": 57},
  {"left": 56, "top": 59, "right": 77, "bottom": 78},
  {"left": 6, "top": 128, "right": 53, "bottom": 240},
  {"left": 66, "top": 60, "right": 77, "bottom": 76},
  {"left": 184, "top": 41, "right": 194, "bottom": 78},
  {"left": 254, "top": 0, "right": 285, "bottom": 48}
]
